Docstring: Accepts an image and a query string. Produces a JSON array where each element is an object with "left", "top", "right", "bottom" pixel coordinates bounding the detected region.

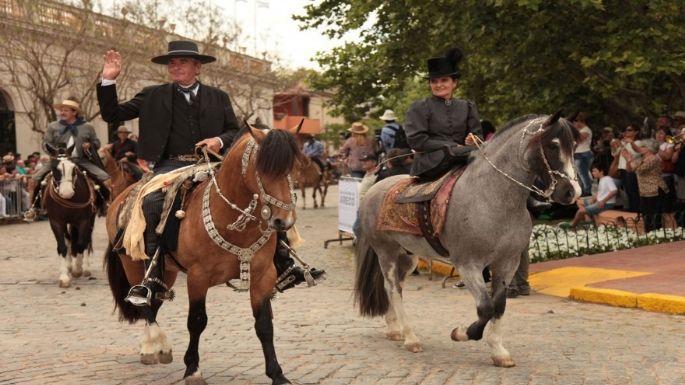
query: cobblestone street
[{"left": 2, "top": 185, "right": 684, "bottom": 385}]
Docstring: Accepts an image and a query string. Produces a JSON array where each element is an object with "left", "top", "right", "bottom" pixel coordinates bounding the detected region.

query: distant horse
[
  {"left": 292, "top": 157, "right": 329, "bottom": 209},
  {"left": 105, "top": 126, "right": 302, "bottom": 385},
  {"left": 354, "top": 113, "right": 580, "bottom": 367},
  {"left": 99, "top": 148, "right": 139, "bottom": 198},
  {"left": 43, "top": 143, "right": 97, "bottom": 288}
]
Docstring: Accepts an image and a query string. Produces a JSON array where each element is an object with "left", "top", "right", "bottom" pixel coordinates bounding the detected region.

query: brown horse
[
  {"left": 99, "top": 147, "right": 140, "bottom": 198},
  {"left": 291, "top": 157, "right": 329, "bottom": 209},
  {"left": 43, "top": 143, "right": 97, "bottom": 288},
  {"left": 104, "top": 127, "right": 302, "bottom": 385}
]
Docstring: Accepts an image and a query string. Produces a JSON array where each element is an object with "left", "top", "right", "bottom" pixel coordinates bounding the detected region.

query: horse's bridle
[
  {"left": 48, "top": 155, "right": 96, "bottom": 210},
  {"left": 472, "top": 117, "right": 577, "bottom": 200}
]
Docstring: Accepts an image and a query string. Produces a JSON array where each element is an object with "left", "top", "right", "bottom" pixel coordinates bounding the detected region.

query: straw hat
[
  {"left": 53, "top": 99, "right": 80, "bottom": 112},
  {"left": 380, "top": 109, "right": 397, "bottom": 121},
  {"left": 2, "top": 154, "right": 14, "bottom": 163},
  {"left": 674, "top": 111, "right": 685, "bottom": 120},
  {"left": 347, "top": 122, "right": 369, "bottom": 134},
  {"left": 117, "top": 126, "right": 132, "bottom": 134}
]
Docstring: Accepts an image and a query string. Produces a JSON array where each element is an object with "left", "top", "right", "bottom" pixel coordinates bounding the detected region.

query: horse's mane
[
  {"left": 493, "top": 114, "right": 542, "bottom": 137},
  {"left": 255, "top": 129, "right": 300, "bottom": 178}
]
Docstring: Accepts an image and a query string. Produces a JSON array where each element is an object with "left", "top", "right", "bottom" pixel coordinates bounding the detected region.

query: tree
[{"left": 296, "top": 1, "right": 685, "bottom": 128}]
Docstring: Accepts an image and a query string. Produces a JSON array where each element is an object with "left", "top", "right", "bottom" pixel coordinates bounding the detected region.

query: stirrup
[
  {"left": 23, "top": 209, "right": 37, "bottom": 222},
  {"left": 124, "top": 284, "right": 152, "bottom": 306}
]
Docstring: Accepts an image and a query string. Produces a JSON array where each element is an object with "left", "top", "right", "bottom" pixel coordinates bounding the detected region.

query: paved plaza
[{"left": 2, "top": 185, "right": 684, "bottom": 385}]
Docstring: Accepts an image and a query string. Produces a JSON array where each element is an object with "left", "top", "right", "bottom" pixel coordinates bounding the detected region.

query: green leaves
[{"left": 298, "top": 1, "right": 685, "bottom": 127}]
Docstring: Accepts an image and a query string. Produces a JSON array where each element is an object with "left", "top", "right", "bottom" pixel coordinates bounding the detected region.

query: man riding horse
[
  {"left": 106, "top": 125, "right": 143, "bottom": 181},
  {"left": 96, "top": 40, "right": 324, "bottom": 306},
  {"left": 24, "top": 98, "right": 111, "bottom": 221}
]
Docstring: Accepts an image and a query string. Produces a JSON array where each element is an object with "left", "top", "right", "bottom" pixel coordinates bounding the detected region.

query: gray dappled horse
[{"left": 354, "top": 113, "right": 580, "bottom": 367}]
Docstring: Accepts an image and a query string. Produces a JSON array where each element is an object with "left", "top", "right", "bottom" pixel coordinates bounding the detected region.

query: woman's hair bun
[{"left": 444, "top": 47, "right": 463, "bottom": 65}]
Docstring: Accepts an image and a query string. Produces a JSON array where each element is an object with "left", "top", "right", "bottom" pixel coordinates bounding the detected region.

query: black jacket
[{"left": 97, "top": 82, "right": 240, "bottom": 162}]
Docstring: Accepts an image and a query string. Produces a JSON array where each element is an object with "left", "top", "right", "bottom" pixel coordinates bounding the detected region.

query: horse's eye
[{"left": 547, "top": 142, "right": 559, "bottom": 151}]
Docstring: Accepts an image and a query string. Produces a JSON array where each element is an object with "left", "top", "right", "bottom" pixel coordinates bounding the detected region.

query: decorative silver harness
[{"left": 201, "top": 138, "right": 296, "bottom": 291}]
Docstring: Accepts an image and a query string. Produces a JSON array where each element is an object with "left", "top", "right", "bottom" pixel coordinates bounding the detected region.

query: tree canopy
[{"left": 296, "top": 1, "right": 685, "bottom": 129}]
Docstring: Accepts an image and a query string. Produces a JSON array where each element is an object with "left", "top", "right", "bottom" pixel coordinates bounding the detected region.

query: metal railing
[
  {"left": 0, "top": 179, "right": 28, "bottom": 218},
  {"left": 529, "top": 211, "right": 685, "bottom": 263}
]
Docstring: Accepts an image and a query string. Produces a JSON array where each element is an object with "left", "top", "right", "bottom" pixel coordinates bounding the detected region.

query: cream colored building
[{"left": 0, "top": 0, "right": 274, "bottom": 157}]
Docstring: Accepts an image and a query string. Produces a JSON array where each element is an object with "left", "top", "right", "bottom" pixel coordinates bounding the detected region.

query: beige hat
[
  {"left": 2, "top": 154, "right": 14, "bottom": 163},
  {"left": 117, "top": 126, "right": 132, "bottom": 134},
  {"left": 674, "top": 111, "right": 685, "bottom": 120},
  {"left": 379, "top": 109, "right": 397, "bottom": 121},
  {"left": 347, "top": 122, "right": 369, "bottom": 134},
  {"left": 54, "top": 99, "right": 80, "bottom": 112}
]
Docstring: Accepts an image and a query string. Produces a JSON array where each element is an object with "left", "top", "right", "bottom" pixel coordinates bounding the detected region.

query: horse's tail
[
  {"left": 104, "top": 242, "right": 141, "bottom": 323},
  {"left": 353, "top": 233, "right": 389, "bottom": 317}
]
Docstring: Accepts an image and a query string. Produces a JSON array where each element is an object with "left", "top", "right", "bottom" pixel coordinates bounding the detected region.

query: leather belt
[{"left": 168, "top": 154, "right": 200, "bottom": 161}]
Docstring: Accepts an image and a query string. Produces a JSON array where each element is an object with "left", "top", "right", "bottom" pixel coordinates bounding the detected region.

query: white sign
[{"left": 338, "top": 176, "right": 361, "bottom": 233}]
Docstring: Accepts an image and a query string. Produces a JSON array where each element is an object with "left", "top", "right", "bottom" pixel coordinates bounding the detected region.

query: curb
[{"left": 419, "top": 258, "right": 685, "bottom": 315}]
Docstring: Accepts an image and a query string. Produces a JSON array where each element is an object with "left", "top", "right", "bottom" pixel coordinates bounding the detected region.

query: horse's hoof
[
  {"left": 158, "top": 350, "right": 173, "bottom": 364},
  {"left": 140, "top": 353, "right": 159, "bottom": 365},
  {"left": 59, "top": 280, "right": 70, "bottom": 288},
  {"left": 405, "top": 343, "right": 423, "bottom": 353},
  {"left": 492, "top": 356, "right": 516, "bottom": 368},
  {"left": 72, "top": 271, "right": 82, "bottom": 278},
  {"left": 385, "top": 331, "right": 402, "bottom": 341},
  {"left": 450, "top": 327, "right": 469, "bottom": 342},
  {"left": 82, "top": 270, "right": 91, "bottom": 278},
  {"left": 184, "top": 375, "right": 207, "bottom": 385}
]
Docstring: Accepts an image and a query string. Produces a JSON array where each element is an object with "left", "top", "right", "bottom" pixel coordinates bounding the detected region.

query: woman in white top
[{"left": 572, "top": 112, "right": 593, "bottom": 196}]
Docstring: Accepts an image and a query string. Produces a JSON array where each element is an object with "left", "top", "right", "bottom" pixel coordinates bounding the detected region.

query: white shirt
[
  {"left": 597, "top": 175, "right": 617, "bottom": 204},
  {"left": 617, "top": 140, "right": 640, "bottom": 170},
  {"left": 575, "top": 126, "right": 593, "bottom": 153}
]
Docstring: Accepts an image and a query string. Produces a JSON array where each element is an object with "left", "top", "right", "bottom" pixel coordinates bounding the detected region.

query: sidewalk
[{"left": 420, "top": 240, "right": 685, "bottom": 315}]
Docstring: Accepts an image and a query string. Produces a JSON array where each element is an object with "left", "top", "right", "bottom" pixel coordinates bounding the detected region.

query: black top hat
[
  {"left": 424, "top": 47, "right": 463, "bottom": 79},
  {"left": 151, "top": 40, "right": 216, "bottom": 65}
]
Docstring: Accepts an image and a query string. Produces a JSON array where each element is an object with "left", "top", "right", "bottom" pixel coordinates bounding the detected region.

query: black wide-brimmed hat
[
  {"left": 424, "top": 47, "right": 463, "bottom": 79},
  {"left": 151, "top": 40, "right": 216, "bottom": 65}
]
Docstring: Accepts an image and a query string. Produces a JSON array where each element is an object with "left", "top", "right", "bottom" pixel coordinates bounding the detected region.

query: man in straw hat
[
  {"left": 97, "top": 40, "right": 323, "bottom": 306},
  {"left": 24, "top": 97, "right": 111, "bottom": 221}
]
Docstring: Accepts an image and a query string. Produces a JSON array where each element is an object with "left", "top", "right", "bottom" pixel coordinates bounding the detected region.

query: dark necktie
[{"left": 177, "top": 83, "right": 198, "bottom": 105}]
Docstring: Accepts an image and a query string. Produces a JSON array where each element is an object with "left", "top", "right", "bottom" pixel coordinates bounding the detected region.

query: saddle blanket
[
  {"left": 122, "top": 163, "right": 218, "bottom": 261},
  {"left": 376, "top": 170, "right": 462, "bottom": 235}
]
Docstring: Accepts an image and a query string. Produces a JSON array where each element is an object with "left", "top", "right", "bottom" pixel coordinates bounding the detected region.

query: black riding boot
[
  {"left": 125, "top": 194, "right": 172, "bottom": 306},
  {"left": 23, "top": 179, "right": 45, "bottom": 222},
  {"left": 274, "top": 230, "right": 325, "bottom": 292},
  {"left": 95, "top": 182, "right": 111, "bottom": 216}
]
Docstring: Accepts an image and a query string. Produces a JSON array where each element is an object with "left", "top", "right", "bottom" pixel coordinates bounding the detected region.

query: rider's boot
[
  {"left": 23, "top": 179, "right": 44, "bottom": 222},
  {"left": 124, "top": 212, "right": 173, "bottom": 306},
  {"left": 274, "top": 230, "right": 325, "bottom": 292},
  {"left": 94, "top": 181, "right": 111, "bottom": 217}
]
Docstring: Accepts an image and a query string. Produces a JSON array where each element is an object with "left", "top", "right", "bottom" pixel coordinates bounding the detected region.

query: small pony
[
  {"left": 105, "top": 126, "right": 303, "bottom": 385},
  {"left": 43, "top": 143, "right": 98, "bottom": 288},
  {"left": 354, "top": 113, "right": 580, "bottom": 367}
]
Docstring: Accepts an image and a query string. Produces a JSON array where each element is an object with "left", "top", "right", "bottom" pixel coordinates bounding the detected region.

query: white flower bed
[{"left": 529, "top": 224, "right": 685, "bottom": 263}]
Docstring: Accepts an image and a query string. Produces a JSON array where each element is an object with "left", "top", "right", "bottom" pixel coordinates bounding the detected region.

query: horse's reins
[{"left": 470, "top": 118, "right": 576, "bottom": 200}]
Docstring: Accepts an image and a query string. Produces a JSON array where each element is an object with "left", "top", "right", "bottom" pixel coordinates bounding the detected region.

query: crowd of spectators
[
  {"left": 569, "top": 111, "right": 685, "bottom": 230},
  {"left": 0, "top": 151, "right": 45, "bottom": 218}
]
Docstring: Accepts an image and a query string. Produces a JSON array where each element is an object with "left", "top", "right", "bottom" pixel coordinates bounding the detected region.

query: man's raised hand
[{"left": 102, "top": 50, "right": 122, "bottom": 81}]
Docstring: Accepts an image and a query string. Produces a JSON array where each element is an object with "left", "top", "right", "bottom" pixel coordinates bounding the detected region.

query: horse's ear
[
  {"left": 543, "top": 111, "right": 563, "bottom": 127},
  {"left": 45, "top": 143, "right": 57, "bottom": 156},
  {"left": 295, "top": 119, "right": 305, "bottom": 135},
  {"left": 65, "top": 143, "right": 75, "bottom": 156}
]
